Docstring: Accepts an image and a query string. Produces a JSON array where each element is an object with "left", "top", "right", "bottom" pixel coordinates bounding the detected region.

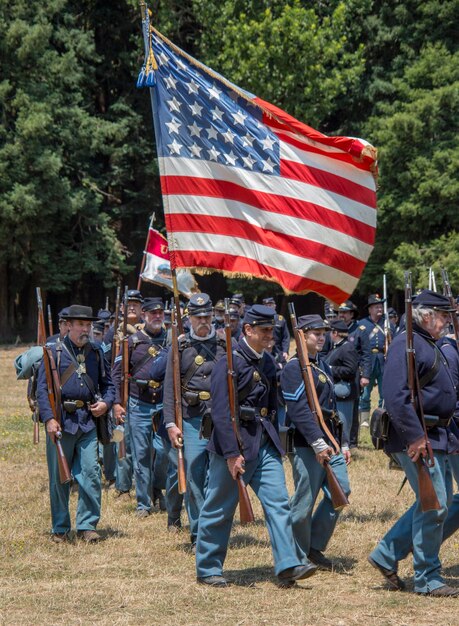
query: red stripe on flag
[
  {"left": 162, "top": 176, "right": 375, "bottom": 245},
  {"left": 173, "top": 249, "right": 351, "bottom": 302},
  {"left": 165, "top": 212, "right": 365, "bottom": 277},
  {"left": 276, "top": 130, "right": 374, "bottom": 174},
  {"left": 280, "top": 159, "right": 376, "bottom": 208}
]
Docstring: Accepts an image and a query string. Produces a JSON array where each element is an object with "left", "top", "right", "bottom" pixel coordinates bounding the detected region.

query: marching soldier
[
  {"left": 111, "top": 297, "right": 168, "bottom": 516},
  {"left": 36, "top": 305, "right": 115, "bottom": 542},
  {"left": 358, "top": 294, "right": 391, "bottom": 427},
  {"left": 337, "top": 300, "right": 372, "bottom": 446},
  {"left": 368, "top": 290, "right": 459, "bottom": 596},
  {"left": 163, "top": 294, "right": 227, "bottom": 549},
  {"left": 324, "top": 319, "right": 360, "bottom": 446},
  {"left": 212, "top": 300, "right": 225, "bottom": 330},
  {"left": 47, "top": 308, "right": 69, "bottom": 343},
  {"left": 281, "top": 315, "right": 351, "bottom": 571},
  {"left": 195, "top": 305, "right": 317, "bottom": 587},
  {"left": 263, "top": 297, "right": 290, "bottom": 361}
]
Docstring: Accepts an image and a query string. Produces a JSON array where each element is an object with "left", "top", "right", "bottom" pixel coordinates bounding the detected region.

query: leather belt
[
  {"left": 63, "top": 399, "right": 85, "bottom": 408},
  {"left": 133, "top": 378, "right": 162, "bottom": 389}
]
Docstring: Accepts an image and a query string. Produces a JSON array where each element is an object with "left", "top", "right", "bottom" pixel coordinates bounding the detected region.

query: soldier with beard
[
  {"left": 36, "top": 305, "right": 115, "bottom": 543},
  {"left": 111, "top": 297, "right": 168, "bottom": 517},
  {"left": 163, "top": 294, "right": 227, "bottom": 550}
]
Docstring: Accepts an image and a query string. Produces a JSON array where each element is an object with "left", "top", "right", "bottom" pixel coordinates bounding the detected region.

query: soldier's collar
[
  {"left": 189, "top": 326, "right": 216, "bottom": 342},
  {"left": 241, "top": 337, "right": 264, "bottom": 360}
]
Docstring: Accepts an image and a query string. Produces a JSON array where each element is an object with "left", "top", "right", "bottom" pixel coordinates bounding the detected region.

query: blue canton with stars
[{"left": 150, "top": 34, "right": 280, "bottom": 175}]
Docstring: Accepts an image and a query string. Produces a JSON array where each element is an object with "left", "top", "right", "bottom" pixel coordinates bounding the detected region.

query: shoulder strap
[{"left": 418, "top": 343, "right": 441, "bottom": 389}]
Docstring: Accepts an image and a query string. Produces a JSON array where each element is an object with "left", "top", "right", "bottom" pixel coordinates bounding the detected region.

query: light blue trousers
[
  {"left": 369, "top": 451, "right": 448, "bottom": 594},
  {"left": 160, "top": 436, "right": 184, "bottom": 525},
  {"left": 128, "top": 397, "right": 164, "bottom": 511},
  {"left": 290, "top": 447, "right": 350, "bottom": 555},
  {"left": 196, "top": 443, "right": 306, "bottom": 578},
  {"left": 336, "top": 399, "right": 353, "bottom": 447},
  {"left": 443, "top": 453, "right": 459, "bottom": 540},
  {"left": 46, "top": 428, "right": 101, "bottom": 534},
  {"left": 182, "top": 416, "right": 209, "bottom": 542},
  {"left": 359, "top": 359, "right": 383, "bottom": 412}
]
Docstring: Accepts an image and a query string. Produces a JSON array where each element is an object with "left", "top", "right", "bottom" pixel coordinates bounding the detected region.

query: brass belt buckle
[
  {"left": 260, "top": 407, "right": 268, "bottom": 417},
  {"left": 371, "top": 348, "right": 379, "bottom": 353},
  {"left": 198, "top": 391, "right": 210, "bottom": 401},
  {"left": 148, "top": 380, "right": 160, "bottom": 389},
  {"left": 76, "top": 400, "right": 85, "bottom": 409}
]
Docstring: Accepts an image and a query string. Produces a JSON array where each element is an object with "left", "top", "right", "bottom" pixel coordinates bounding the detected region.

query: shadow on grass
[
  {"left": 97, "top": 526, "right": 127, "bottom": 540},
  {"left": 341, "top": 508, "right": 398, "bottom": 523},
  {"left": 329, "top": 555, "right": 358, "bottom": 574},
  {"left": 224, "top": 565, "right": 315, "bottom": 589},
  {"left": 229, "top": 533, "right": 270, "bottom": 549}
]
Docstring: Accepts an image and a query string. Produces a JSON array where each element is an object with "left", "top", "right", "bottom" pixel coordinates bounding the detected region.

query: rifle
[
  {"left": 47, "top": 304, "right": 54, "bottom": 337},
  {"left": 288, "top": 303, "right": 349, "bottom": 511},
  {"left": 383, "top": 274, "right": 391, "bottom": 355},
  {"left": 224, "top": 298, "right": 255, "bottom": 525},
  {"left": 112, "top": 284, "right": 121, "bottom": 368},
  {"left": 170, "top": 304, "right": 187, "bottom": 494},
  {"left": 36, "top": 288, "right": 72, "bottom": 484},
  {"left": 118, "top": 286, "right": 129, "bottom": 460},
  {"left": 404, "top": 271, "right": 440, "bottom": 512},
  {"left": 441, "top": 268, "right": 459, "bottom": 349}
]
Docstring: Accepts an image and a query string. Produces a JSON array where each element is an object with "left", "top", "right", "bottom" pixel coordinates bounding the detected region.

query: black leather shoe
[
  {"left": 368, "top": 556, "right": 405, "bottom": 591},
  {"left": 421, "top": 585, "right": 459, "bottom": 597},
  {"left": 308, "top": 548, "right": 333, "bottom": 571},
  {"left": 197, "top": 576, "right": 228, "bottom": 587},
  {"left": 278, "top": 563, "right": 318, "bottom": 583}
]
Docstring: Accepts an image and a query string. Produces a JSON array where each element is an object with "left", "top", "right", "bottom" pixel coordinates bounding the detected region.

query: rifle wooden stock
[
  {"left": 383, "top": 274, "right": 391, "bottom": 355},
  {"left": 171, "top": 307, "right": 187, "bottom": 494},
  {"left": 288, "top": 302, "right": 349, "bottom": 512},
  {"left": 42, "top": 348, "right": 72, "bottom": 484},
  {"left": 416, "top": 457, "right": 441, "bottom": 511},
  {"left": 118, "top": 286, "right": 129, "bottom": 460},
  {"left": 36, "top": 288, "right": 71, "bottom": 483},
  {"left": 324, "top": 462, "right": 348, "bottom": 511},
  {"left": 47, "top": 304, "right": 54, "bottom": 337},
  {"left": 33, "top": 419, "right": 40, "bottom": 444},
  {"left": 112, "top": 285, "right": 121, "bottom": 368},
  {"left": 224, "top": 299, "right": 254, "bottom": 525},
  {"left": 55, "top": 432, "right": 72, "bottom": 484},
  {"left": 404, "top": 272, "right": 440, "bottom": 512}
]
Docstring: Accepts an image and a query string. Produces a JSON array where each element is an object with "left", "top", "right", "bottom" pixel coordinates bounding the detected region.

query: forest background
[{"left": 1, "top": 0, "right": 458, "bottom": 340}]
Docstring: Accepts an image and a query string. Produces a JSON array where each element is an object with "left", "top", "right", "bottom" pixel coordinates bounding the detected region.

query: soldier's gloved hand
[
  {"left": 360, "top": 377, "right": 370, "bottom": 388},
  {"left": 90, "top": 401, "right": 108, "bottom": 418},
  {"left": 315, "top": 446, "right": 333, "bottom": 466},
  {"left": 46, "top": 418, "right": 61, "bottom": 443},
  {"left": 113, "top": 403, "right": 125, "bottom": 425},
  {"left": 407, "top": 436, "right": 427, "bottom": 463},
  {"left": 227, "top": 455, "right": 245, "bottom": 480},
  {"left": 167, "top": 425, "right": 183, "bottom": 449}
]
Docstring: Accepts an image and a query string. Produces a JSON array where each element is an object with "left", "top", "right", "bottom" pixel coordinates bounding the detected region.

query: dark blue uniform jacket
[
  {"left": 112, "top": 328, "right": 168, "bottom": 405},
  {"left": 281, "top": 354, "right": 340, "bottom": 449},
  {"left": 324, "top": 338, "right": 360, "bottom": 401},
  {"left": 36, "top": 336, "right": 115, "bottom": 434},
  {"left": 383, "top": 325, "right": 459, "bottom": 453},
  {"left": 207, "top": 338, "right": 283, "bottom": 463},
  {"left": 162, "top": 331, "right": 227, "bottom": 424}
]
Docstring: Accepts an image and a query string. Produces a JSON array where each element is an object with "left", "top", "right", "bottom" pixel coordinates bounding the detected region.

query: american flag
[{"left": 140, "top": 22, "right": 377, "bottom": 303}]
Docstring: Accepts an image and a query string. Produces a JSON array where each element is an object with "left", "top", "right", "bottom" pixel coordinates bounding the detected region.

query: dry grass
[{"left": 1, "top": 344, "right": 459, "bottom": 626}]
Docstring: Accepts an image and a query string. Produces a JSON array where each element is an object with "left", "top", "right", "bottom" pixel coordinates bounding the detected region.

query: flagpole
[
  {"left": 171, "top": 269, "right": 184, "bottom": 334},
  {"left": 137, "top": 213, "right": 155, "bottom": 290}
]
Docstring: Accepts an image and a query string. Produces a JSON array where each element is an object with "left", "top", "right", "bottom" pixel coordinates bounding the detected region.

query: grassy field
[{"left": 1, "top": 344, "right": 458, "bottom": 626}]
